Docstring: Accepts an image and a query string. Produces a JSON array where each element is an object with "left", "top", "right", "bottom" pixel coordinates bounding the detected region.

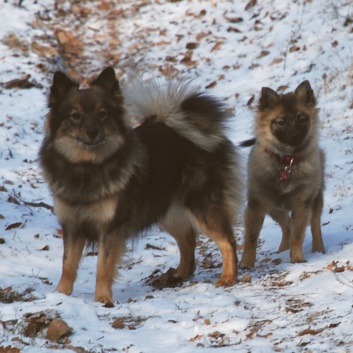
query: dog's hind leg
[
  {"left": 161, "top": 208, "right": 196, "bottom": 279},
  {"left": 270, "top": 209, "right": 290, "bottom": 252},
  {"left": 95, "top": 234, "right": 126, "bottom": 307},
  {"left": 192, "top": 211, "right": 237, "bottom": 287},
  {"left": 56, "top": 231, "right": 86, "bottom": 296},
  {"left": 311, "top": 190, "right": 325, "bottom": 253}
]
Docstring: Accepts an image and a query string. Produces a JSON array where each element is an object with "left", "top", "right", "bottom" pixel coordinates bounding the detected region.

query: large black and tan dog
[
  {"left": 39, "top": 67, "right": 243, "bottom": 306},
  {"left": 240, "top": 81, "right": 325, "bottom": 270}
]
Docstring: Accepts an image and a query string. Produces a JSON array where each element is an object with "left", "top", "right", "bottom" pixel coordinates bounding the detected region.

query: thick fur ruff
[
  {"left": 240, "top": 80, "right": 325, "bottom": 270},
  {"left": 39, "top": 67, "right": 243, "bottom": 306}
]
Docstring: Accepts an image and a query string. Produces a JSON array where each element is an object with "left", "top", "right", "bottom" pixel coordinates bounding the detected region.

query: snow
[{"left": 0, "top": 0, "right": 353, "bottom": 352}]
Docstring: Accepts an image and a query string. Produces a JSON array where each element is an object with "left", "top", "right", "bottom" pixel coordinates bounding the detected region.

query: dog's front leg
[
  {"left": 95, "top": 233, "right": 126, "bottom": 307},
  {"left": 56, "top": 228, "right": 86, "bottom": 296},
  {"left": 239, "top": 201, "right": 266, "bottom": 269},
  {"left": 290, "top": 204, "right": 311, "bottom": 263}
]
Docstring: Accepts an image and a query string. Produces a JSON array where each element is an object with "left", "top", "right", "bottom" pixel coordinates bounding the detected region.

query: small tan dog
[{"left": 240, "top": 81, "right": 325, "bottom": 269}]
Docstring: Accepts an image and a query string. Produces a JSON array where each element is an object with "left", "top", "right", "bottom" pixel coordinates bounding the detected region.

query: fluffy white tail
[{"left": 124, "top": 80, "right": 229, "bottom": 151}]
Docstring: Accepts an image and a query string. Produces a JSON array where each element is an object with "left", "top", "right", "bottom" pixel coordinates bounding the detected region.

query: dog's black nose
[{"left": 86, "top": 128, "right": 99, "bottom": 140}]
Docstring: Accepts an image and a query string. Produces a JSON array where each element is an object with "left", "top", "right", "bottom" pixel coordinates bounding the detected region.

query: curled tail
[{"left": 124, "top": 80, "right": 230, "bottom": 151}]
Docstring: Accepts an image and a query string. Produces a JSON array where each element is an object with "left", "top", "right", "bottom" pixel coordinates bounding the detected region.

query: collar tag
[
  {"left": 277, "top": 166, "right": 291, "bottom": 182},
  {"left": 277, "top": 156, "right": 295, "bottom": 183}
]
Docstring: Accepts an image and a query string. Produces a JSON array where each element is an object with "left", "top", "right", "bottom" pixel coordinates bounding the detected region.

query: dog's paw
[
  {"left": 95, "top": 295, "right": 115, "bottom": 308},
  {"left": 55, "top": 282, "right": 73, "bottom": 296},
  {"left": 290, "top": 248, "right": 307, "bottom": 263},
  {"left": 239, "top": 260, "right": 255, "bottom": 270},
  {"left": 214, "top": 276, "right": 237, "bottom": 287},
  {"left": 290, "top": 255, "right": 307, "bottom": 263},
  {"left": 312, "top": 245, "right": 325, "bottom": 254}
]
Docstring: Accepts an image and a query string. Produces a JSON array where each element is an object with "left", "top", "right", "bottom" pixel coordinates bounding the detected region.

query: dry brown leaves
[
  {"left": 145, "top": 268, "right": 184, "bottom": 289},
  {"left": 246, "top": 319, "right": 272, "bottom": 339},
  {"left": 285, "top": 298, "right": 312, "bottom": 314},
  {"left": 111, "top": 316, "right": 147, "bottom": 330},
  {"left": 0, "top": 287, "right": 36, "bottom": 304},
  {"left": 189, "top": 330, "right": 231, "bottom": 348},
  {"left": 0, "top": 346, "right": 20, "bottom": 353},
  {"left": 298, "top": 322, "right": 340, "bottom": 337},
  {"left": 327, "top": 260, "right": 353, "bottom": 273},
  {"left": 46, "top": 319, "right": 73, "bottom": 343},
  {"left": 2, "top": 74, "right": 43, "bottom": 89}
]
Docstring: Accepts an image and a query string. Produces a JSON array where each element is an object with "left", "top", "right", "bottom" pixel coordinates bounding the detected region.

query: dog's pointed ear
[
  {"left": 295, "top": 80, "right": 316, "bottom": 107},
  {"left": 92, "top": 67, "right": 120, "bottom": 94},
  {"left": 259, "top": 87, "right": 278, "bottom": 111},
  {"left": 50, "top": 71, "right": 77, "bottom": 106}
]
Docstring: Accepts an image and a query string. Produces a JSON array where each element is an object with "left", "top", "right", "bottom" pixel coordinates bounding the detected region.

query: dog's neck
[
  {"left": 278, "top": 153, "right": 301, "bottom": 166},
  {"left": 265, "top": 148, "right": 301, "bottom": 165}
]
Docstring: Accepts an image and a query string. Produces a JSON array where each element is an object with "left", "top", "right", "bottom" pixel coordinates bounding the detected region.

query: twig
[{"left": 23, "top": 201, "right": 53, "bottom": 213}]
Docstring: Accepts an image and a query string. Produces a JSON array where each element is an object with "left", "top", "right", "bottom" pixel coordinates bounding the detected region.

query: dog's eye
[
  {"left": 297, "top": 113, "right": 308, "bottom": 124},
  {"left": 98, "top": 109, "right": 107, "bottom": 120},
  {"left": 70, "top": 111, "right": 81, "bottom": 123},
  {"left": 275, "top": 119, "right": 286, "bottom": 126}
]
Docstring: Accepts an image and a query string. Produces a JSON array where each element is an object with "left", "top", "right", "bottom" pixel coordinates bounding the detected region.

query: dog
[
  {"left": 239, "top": 80, "right": 325, "bottom": 269},
  {"left": 39, "top": 67, "right": 243, "bottom": 306}
]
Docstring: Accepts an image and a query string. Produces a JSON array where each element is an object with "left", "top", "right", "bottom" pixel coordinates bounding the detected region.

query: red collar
[
  {"left": 265, "top": 148, "right": 301, "bottom": 165},
  {"left": 278, "top": 154, "right": 301, "bottom": 166}
]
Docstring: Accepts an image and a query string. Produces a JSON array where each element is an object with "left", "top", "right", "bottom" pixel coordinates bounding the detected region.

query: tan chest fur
[{"left": 54, "top": 195, "right": 118, "bottom": 227}]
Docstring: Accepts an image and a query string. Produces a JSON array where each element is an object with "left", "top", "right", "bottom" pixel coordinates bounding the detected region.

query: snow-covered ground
[{"left": 0, "top": 0, "right": 352, "bottom": 352}]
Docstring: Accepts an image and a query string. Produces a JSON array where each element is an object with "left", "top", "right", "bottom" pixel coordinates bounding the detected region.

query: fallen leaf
[
  {"left": 223, "top": 11, "right": 243, "bottom": 23},
  {"left": 186, "top": 42, "right": 198, "bottom": 50},
  {"left": 5, "top": 222, "right": 23, "bottom": 231},
  {"left": 298, "top": 328, "right": 324, "bottom": 336},
  {"left": 245, "top": 0, "right": 257, "bottom": 11},
  {"left": 270, "top": 58, "right": 284, "bottom": 65},
  {"left": 299, "top": 272, "right": 311, "bottom": 280},
  {"left": 289, "top": 45, "right": 300, "bottom": 52},
  {"left": 196, "top": 32, "right": 207, "bottom": 41},
  {"left": 205, "top": 81, "right": 217, "bottom": 89},
  {"left": 227, "top": 26, "right": 242, "bottom": 33},
  {"left": 211, "top": 41, "right": 223, "bottom": 52},
  {"left": 277, "top": 85, "right": 289, "bottom": 92},
  {"left": 333, "top": 266, "right": 346, "bottom": 273},
  {"left": 0, "top": 346, "right": 20, "bottom": 353},
  {"left": 257, "top": 332, "right": 272, "bottom": 338},
  {"left": 112, "top": 318, "right": 125, "bottom": 329},
  {"left": 3, "top": 74, "right": 42, "bottom": 89},
  {"left": 189, "top": 334, "right": 203, "bottom": 342},
  {"left": 24, "top": 312, "right": 48, "bottom": 338},
  {"left": 204, "top": 318, "right": 211, "bottom": 325},
  {"left": 31, "top": 41, "right": 57, "bottom": 57},
  {"left": 257, "top": 50, "right": 270, "bottom": 59},
  {"left": 46, "top": 319, "right": 73, "bottom": 343}
]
